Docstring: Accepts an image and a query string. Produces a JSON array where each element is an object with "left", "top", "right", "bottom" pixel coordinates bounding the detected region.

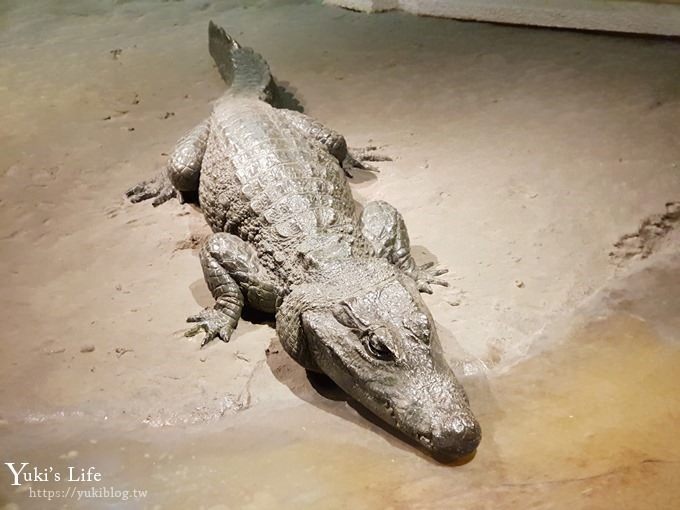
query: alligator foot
[
  {"left": 126, "top": 172, "right": 177, "bottom": 206},
  {"left": 412, "top": 262, "right": 449, "bottom": 294},
  {"left": 185, "top": 308, "right": 236, "bottom": 347},
  {"left": 343, "top": 146, "right": 392, "bottom": 177}
]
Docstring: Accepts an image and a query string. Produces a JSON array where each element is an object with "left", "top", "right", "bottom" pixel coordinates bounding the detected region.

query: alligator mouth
[{"left": 417, "top": 434, "right": 479, "bottom": 462}]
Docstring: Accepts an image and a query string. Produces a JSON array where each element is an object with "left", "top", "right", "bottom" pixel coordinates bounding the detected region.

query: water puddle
[{"left": 0, "top": 409, "right": 417, "bottom": 510}]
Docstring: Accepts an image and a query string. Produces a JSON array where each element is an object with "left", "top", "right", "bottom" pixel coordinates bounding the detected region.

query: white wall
[{"left": 326, "top": 0, "right": 680, "bottom": 36}]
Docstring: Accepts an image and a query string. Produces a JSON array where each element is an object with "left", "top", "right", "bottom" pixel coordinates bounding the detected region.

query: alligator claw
[
  {"left": 343, "top": 146, "right": 392, "bottom": 176},
  {"left": 185, "top": 308, "right": 235, "bottom": 347},
  {"left": 414, "top": 263, "right": 449, "bottom": 294},
  {"left": 351, "top": 145, "right": 392, "bottom": 163},
  {"left": 126, "top": 172, "right": 176, "bottom": 206}
]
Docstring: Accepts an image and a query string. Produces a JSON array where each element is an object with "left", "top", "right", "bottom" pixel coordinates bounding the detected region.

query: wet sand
[{"left": 1, "top": 1, "right": 679, "bottom": 508}]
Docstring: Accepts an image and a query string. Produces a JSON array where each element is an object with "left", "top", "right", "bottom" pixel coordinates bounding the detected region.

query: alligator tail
[
  {"left": 208, "top": 21, "right": 301, "bottom": 111},
  {"left": 208, "top": 21, "right": 275, "bottom": 102}
]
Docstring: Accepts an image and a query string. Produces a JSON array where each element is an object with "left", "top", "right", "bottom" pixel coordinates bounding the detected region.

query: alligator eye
[{"left": 364, "top": 335, "right": 394, "bottom": 361}]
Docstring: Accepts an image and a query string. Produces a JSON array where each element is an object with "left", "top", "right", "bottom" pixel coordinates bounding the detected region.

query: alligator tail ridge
[{"left": 208, "top": 20, "right": 277, "bottom": 104}]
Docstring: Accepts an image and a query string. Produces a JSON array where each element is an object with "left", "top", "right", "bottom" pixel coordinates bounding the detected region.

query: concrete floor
[{"left": 1, "top": 1, "right": 679, "bottom": 508}]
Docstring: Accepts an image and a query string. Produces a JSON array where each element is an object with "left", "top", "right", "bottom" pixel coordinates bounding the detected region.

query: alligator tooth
[{"left": 381, "top": 402, "right": 396, "bottom": 420}]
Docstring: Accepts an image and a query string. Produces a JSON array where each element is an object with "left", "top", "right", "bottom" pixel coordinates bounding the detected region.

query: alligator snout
[
  {"left": 393, "top": 363, "right": 482, "bottom": 460},
  {"left": 416, "top": 412, "right": 481, "bottom": 459}
]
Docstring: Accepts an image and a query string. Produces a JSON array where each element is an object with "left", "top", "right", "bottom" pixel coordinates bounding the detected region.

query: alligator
[{"left": 127, "top": 21, "right": 481, "bottom": 460}]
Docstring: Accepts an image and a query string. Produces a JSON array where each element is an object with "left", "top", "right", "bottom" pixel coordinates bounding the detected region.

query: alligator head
[{"left": 298, "top": 274, "right": 481, "bottom": 460}]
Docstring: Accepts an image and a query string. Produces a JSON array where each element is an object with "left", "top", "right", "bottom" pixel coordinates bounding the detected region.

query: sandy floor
[{"left": 1, "top": 1, "right": 679, "bottom": 508}]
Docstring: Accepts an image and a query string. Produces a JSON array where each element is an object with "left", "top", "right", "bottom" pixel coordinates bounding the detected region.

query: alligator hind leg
[
  {"left": 166, "top": 119, "right": 210, "bottom": 202},
  {"left": 360, "top": 200, "right": 448, "bottom": 294},
  {"left": 125, "top": 172, "right": 177, "bottom": 206},
  {"left": 126, "top": 119, "right": 210, "bottom": 206},
  {"left": 278, "top": 110, "right": 390, "bottom": 176},
  {"left": 186, "top": 233, "right": 284, "bottom": 346}
]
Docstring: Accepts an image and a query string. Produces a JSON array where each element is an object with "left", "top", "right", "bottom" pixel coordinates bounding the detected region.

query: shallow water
[
  {"left": 3, "top": 308, "right": 678, "bottom": 509},
  {"left": 492, "top": 313, "right": 680, "bottom": 486}
]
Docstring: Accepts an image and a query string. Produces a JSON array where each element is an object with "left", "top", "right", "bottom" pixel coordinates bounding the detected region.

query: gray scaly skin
[{"left": 127, "top": 22, "right": 481, "bottom": 460}]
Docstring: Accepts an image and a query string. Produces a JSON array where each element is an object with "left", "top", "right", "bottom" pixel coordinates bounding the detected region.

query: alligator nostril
[
  {"left": 452, "top": 418, "right": 465, "bottom": 434},
  {"left": 452, "top": 414, "right": 477, "bottom": 434}
]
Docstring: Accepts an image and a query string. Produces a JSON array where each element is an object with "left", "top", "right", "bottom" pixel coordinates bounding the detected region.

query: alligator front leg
[
  {"left": 186, "top": 233, "right": 284, "bottom": 346},
  {"left": 360, "top": 200, "right": 448, "bottom": 294}
]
